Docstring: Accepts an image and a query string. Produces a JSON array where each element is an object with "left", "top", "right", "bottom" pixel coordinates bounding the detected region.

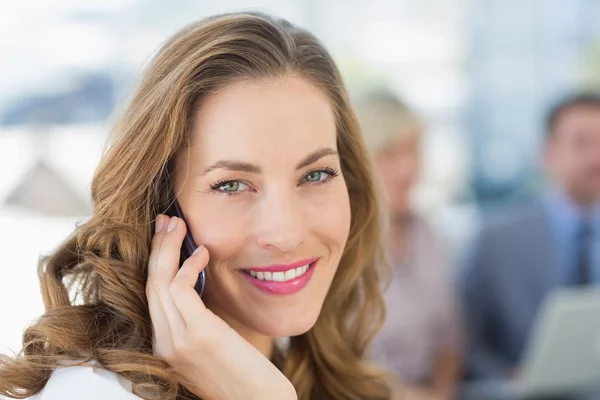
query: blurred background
[{"left": 1, "top": 0, "right": 600, "bottom": 395}]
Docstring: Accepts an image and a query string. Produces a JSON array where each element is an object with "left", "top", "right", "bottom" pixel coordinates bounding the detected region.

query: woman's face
[
  {"left": 375, "top": 137, "right": 421, "bottom": 218},
  {"left": 174, "top": 76, "right": 351, "bottom": 338}
]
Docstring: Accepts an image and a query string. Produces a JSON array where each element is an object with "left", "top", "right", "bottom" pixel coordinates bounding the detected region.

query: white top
[{"left": 28, "top": 364, "right": 140, "bottom": 400}]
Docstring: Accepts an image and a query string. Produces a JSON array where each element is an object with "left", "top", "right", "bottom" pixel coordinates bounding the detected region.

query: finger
[
  {"left": 155, "top": 216, "right": 187, "bottom": 282},
  {"left": 146, "top": 214, "right": 174, "bottom": 348},
  {"left": 170, "top": 244, "right": 212, "bottom": 327},
  {"left": 147, "top": 213, "right": 168, "bottom": 311},
  {"left": 147, "top": 214, "right": 168, "bottom": 283},
  {"left": 153, "top": 216, "right": 188, "bottom": 332}
]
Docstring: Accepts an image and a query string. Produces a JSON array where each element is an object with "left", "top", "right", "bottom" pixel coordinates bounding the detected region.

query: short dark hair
[{"left": 545, "top": 93, "right": 600, "bottom": 139}]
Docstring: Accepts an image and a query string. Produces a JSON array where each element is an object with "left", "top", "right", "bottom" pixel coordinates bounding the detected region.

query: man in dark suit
[{"left": 461, "top": 94, "right": 600, "bottom": 390}]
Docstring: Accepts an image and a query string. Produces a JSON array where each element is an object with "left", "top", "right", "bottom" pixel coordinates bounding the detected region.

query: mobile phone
[{"left": 164, "top": 199, "right": 205, "bottom": 297}]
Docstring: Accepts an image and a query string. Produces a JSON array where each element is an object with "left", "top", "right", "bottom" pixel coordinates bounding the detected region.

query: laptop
[{"left": 515, "top": 287, "right": 600, "bottom": 397}]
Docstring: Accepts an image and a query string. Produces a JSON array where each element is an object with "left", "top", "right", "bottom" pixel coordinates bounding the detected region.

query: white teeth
[
  {"left": 272, "top": 271, "right": 285, "bottom": 282},
  {"left": 247, "top": 263, "right": 312, "bottom": 282},
  {"left": 284, "top": 269, "right": 296, "bottom": 280}
]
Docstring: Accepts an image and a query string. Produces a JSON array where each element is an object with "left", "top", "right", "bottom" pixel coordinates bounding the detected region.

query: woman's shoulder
[{"left": 28, "top": 362, "right": 141, "bottom": 400}]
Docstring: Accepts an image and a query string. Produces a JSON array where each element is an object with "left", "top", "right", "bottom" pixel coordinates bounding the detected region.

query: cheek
[
  {"left": 404, "top": 157, "right": 420, "bottom": 178},
  {"left": 186, "top": 200, "right": 253, "bottom": 262},
  {"left": 376, "top": 159, "right": 395, "bottom": 185},
  {"left": 302, "top": 183, "right": 351, "bottom": 249},
  {"left": 549, "top": 149, "right": 574, "bottom": 176},
  {"left": 564, "top": 155, "right": 586, "bottom": 177}
]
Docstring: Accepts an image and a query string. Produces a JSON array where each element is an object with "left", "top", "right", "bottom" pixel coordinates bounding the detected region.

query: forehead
[
  {"left": 190, "top": 77, "right": 337, "bottom": 163},
  {"left": 555, "top": 105, "right": 600, "bottom": 131}
]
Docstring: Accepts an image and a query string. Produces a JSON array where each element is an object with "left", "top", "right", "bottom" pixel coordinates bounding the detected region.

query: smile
[
  {"left": 241, "top": 258, "right": 319, "bottom": 295},
  {"left": 247, "top": 264, "right": 310, "bottom": 282}
]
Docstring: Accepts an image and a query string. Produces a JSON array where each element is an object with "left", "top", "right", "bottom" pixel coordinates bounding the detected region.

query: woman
[
  {"left": 356, "top": 91, "right": 463, "bottom": 399},
  {"left": 0, "top": 13, "right": 394, "bottom": 400}
]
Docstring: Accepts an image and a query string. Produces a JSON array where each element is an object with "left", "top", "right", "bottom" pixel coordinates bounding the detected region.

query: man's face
[{"left": 545, "top": 105, "right": 600, "bottom": 206}]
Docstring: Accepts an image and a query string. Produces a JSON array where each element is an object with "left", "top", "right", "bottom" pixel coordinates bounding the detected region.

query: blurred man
[
  {"left": 357, "top": 91, "right": 463, "bottom": 400},
  {"left": 461, "top": 94, "right": 600, "bottom": 385}
]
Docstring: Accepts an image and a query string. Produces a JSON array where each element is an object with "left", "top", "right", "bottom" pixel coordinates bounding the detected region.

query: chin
[{"left": 250, "top": 308, "right": 321, "bottom": 338}]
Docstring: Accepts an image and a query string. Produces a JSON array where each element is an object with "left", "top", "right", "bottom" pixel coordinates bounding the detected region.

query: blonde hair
[
  {"left": 355, "top": 90, "right": 422, "bottom": 154},
  {"left": 0, "top": 12, "right": 391, "bottom": 400}
]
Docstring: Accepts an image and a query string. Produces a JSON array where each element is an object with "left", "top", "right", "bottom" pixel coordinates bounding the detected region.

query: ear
[{"left": 541, "top": 137, "right": 556, "bottom": 173}]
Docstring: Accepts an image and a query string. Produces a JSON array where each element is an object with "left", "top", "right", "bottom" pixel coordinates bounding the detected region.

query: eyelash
[{"left": 209, "top": 167, "right": 341, "bottom": 197}]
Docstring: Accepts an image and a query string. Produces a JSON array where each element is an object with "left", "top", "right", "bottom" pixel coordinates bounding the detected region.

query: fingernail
[
  {"left": 192, "top": 245, "right": 204, "bottom": 256},
  {"left": 167, "top": 217, "right": 178, "bottom": 233},
  {"left": 155, "top": 215, "right": 165, "bottom": 233}
]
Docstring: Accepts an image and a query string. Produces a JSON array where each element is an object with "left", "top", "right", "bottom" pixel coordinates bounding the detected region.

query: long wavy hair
[{"left": 0, "top": 12, "right": 391, "bottom": 400}]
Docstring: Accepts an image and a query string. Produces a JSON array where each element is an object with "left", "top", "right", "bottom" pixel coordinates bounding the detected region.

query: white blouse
[{"left": 28, "top": 364, "right": 141, "bottom": 400}]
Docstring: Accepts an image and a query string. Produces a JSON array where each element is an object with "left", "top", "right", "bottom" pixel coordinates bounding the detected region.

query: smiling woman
[
  {"left": 0, "top": 12, "right": 393, "bottom": 400},
  {"left": 174, "top": 77, "right": 352, "bottom": 342}
]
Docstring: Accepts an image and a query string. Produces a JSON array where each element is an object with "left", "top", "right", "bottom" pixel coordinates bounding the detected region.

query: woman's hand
[{"left": 146, "top": 214, "right": 297, "bottom": 400}]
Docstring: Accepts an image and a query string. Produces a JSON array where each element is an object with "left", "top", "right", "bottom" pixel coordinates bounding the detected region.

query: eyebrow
[
  {"left": 199, "top": 147, "right": 339, "bottom": 177},
  {"left": 295, "top": 147, "right": 338, "bottom": 170}
]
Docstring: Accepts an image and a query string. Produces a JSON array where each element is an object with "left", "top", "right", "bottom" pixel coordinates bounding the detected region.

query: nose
[{"left": 254, "top": 188, "right": 307, "bottom": 252}]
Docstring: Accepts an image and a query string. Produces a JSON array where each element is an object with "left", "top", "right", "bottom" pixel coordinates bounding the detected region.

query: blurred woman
[{"left": 357, "top": 91, "right": 463, "bottom": 399}]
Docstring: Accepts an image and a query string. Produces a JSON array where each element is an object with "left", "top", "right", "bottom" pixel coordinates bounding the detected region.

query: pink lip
[
  {"left": 242, "top": 257, "right": 320, "bottom": 272},
  {"left": 240, "top": 259, "right": 319, "bottom": 295}
]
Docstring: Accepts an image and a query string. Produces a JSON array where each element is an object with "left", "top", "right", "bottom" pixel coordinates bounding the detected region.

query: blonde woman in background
[{"left": 357, "top": 91, "right": 463, "bottom": 400}]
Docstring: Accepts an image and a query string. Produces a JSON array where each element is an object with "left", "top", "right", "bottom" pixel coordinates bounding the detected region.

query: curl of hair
[{"left": 0, "top": 12, "right": 391, "bottom": 400}]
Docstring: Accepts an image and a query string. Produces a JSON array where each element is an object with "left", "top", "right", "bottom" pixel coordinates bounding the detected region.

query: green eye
[
  {"left": 210, "top": 180, "right": 250, "bottom": 196},
  {"left": 305, "top": 171, "right": 323, "bottom": 182},
  {"left": 220, "top": 181, "right": 240, "bottom": 192}
]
